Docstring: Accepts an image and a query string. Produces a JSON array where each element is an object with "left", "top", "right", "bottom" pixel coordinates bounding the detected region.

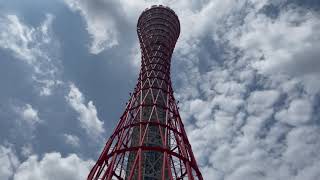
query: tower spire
[{"left": 88, "top": 5, "right": 203, "bottom": 180}]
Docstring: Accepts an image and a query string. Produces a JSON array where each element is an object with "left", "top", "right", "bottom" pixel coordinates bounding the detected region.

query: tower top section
[
  {"left": 138, "top": 5, "right": 180, "bottom": 30},
  {"left": 137, "top": 5, "right": 180, "bottom": 60}
]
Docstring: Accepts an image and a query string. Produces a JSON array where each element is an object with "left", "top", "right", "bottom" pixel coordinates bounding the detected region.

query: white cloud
[
  {"left": 0, "top": 15, "right": 40, "bottom": 62},
  {"left": 66, "top": 83, "right": 105, "bottom": 139},
  {"left": 63, "top": 0, "right": 119, "bottom": 54},
  {"left": 0, "top": 144, "right": 93, "bottom": 180},
  {"left": 0, "top": 145, "right": 19, "bottom": 180},
  {"left": 294, "top": 161, "right": 320, "bottom": 180},
  {"left": 19, "top": 104, "right": 41, "bottom": 126},
  {"left": 13, "top": 152, "right": 93, "bottom": 180},
  {"left": 247, "top": 90, "right": 280, "bottom": 115},
  {"left": 284, "top": 126, "right": 320, "bottom": 178},
  {"left": 230, "top": 6, "right": 320, "bottom": 95},
  {"left": 166, "top": 1, "right": 320, "bottom": 179},
  {"left": 0, "top": 14, "right": 61, "bottom": 96},
  {"left": 63, "top": 134, "right": 80, "bottom": 148},
  {"left": 21, "top": 144, "right": 34, "bottom": 158},
  {"left": 276, "top": 98, "right": 313, "bottom": 126},
  {"left": 13, "top": 103, "right": 42, "bottom": 140},
  {"left": 238, "top": 9, "right": 320, "bottom": 75}
]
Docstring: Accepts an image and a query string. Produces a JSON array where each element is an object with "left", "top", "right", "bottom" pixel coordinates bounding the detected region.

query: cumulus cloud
[
  {"left": 166, "top": 1, "right": 320, "bottom": 179},
  {"left": 229, "top": 5, "right": 320, "bottom": 95},
  {"left": 19, "top": 104, "right": 41, "bottom": 126},
  {"left": 63, "top": 133, "right": 80, "bottom": 148},
  {"left": 0, "top": 145, "right": 19, "bottom": 180},
  {"left": 247, "top": 90, "right": 280, "bottom": 115},
  {"left": 0, "top": 144, "right": 93, "bottom": 180},
  {"left": 21, "top": 144, "right": 34, "bottom": 158},
  {"left": 14, "top": 103, "right": 42, "bottom": 139},
  {"left": 235, "top": 8, "right": 320, "bottom": 76},
  {"left": 66, "top": 83, "right": 105, "bottom": 139},
  {"left": 0, "top": 14, "right": 61, "bottom": 96},
  {"left": 276, "top": 98, "right": 313, "bottom": 126},
  {"left": 63, "top": 0, "right": 120, "bottom": 54},
  {"left": 13, "top": 152, "right": 93, "bottom": 180}
]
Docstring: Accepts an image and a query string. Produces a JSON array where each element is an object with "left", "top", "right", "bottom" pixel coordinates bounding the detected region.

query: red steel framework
[{"left": 88, "top": 5, "right": 203, "bottom": 180}]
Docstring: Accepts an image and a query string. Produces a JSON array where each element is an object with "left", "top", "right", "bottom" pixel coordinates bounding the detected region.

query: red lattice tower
[{"left": 88, "top": 5, "right": 203, "bottom": 180}]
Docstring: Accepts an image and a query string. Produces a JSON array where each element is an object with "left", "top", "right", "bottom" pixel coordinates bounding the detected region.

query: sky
[{"left": 0, "top": 0, "right": 320, "bottom": 179}]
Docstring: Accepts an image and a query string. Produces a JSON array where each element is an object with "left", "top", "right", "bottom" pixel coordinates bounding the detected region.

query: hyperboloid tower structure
[{"left": 88, "top": 5, "right": 203, "bottom": 180}]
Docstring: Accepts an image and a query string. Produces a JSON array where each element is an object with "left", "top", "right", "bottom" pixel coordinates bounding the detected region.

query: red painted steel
[{"left": 88, "top": 5, "right": 203, "bottom": 180}]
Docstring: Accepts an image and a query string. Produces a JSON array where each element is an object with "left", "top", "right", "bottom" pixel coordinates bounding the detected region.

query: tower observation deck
[{"left": 88, "top": 5, "right": 203, "bottom": 180}]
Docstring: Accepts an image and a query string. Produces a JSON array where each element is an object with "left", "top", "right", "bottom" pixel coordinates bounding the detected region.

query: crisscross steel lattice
[{"left": 88, "top": 5, "right": 203, "bottom": 180}]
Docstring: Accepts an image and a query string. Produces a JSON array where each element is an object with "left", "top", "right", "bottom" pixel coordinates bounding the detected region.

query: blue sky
[{"left": 0, "top": 0, "right": 320, "bottom": 179}]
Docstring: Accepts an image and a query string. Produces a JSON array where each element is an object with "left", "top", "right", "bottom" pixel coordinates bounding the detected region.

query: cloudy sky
[{"left": 0, "top": 0, "right": 320, "bottom": 179}]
